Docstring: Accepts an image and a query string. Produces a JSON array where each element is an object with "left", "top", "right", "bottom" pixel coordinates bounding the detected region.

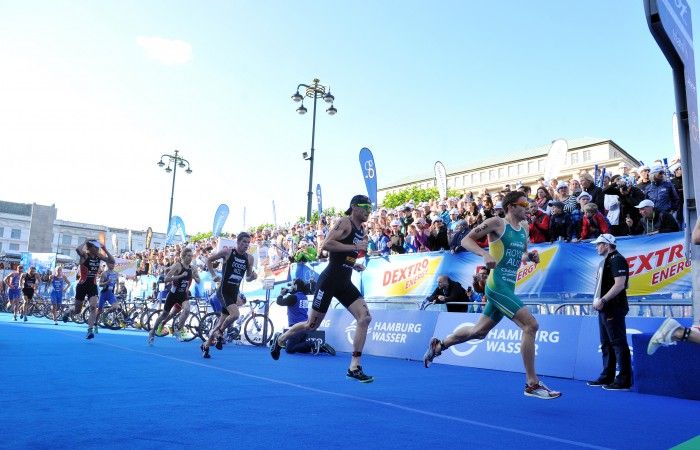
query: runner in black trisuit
[
  {"left": 62, "top": 240, "right": 115, "bottom": 339},
  {"left": 20, "top": 266, "right": 40, "bottom": 322},
  {"left": 201, "top": 232, "right": 257, "bottom": 358},
  {"left": 270, "top": 195, "right": 374, "bottom": 382}
]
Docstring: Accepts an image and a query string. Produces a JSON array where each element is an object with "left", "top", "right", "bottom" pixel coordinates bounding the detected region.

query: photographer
[{"left": 277, "top": 279, "right": 335, "bottom": 355}]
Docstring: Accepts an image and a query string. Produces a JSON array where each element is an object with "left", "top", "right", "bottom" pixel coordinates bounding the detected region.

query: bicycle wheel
[
  {"left": 198, "top": 312, "right": 219, "bottom": 341},
  {"left": 243, "top": 314, "right": 274, "bottom": 346},
  {"left": 182, "top": 314, "right": 200, "bottom": 342},
  {"left": 147, "top": 310, "right": 169, "bottom": 336},
  {"left": 101, "top": 310, "right": 123, "bottom": 330}
]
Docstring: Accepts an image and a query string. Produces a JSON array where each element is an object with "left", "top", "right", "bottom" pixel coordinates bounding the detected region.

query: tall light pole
[
  {"left": 291, "top": 78, "right": 337, "bottom": 221},
  {"left": 156, "top": 150, "right": 192, "bottom": 231}
]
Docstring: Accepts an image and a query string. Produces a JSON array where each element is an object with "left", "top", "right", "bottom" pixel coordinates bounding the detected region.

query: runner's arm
[
  {"left": 207, "top": 249, "right": 230, "bottom": 279},
  {"left": 319, "top": 218, "right": 354, "bottom": 253},
  {"left": 63, "top": 275, "right": 71, "bottom": 293},
  {"left": 461, "top": 217, "right": 499, "bottom": 257},
  {"left": 164, "top": 263, "right": 184, "bottom": 283},
  {"left": 245, "top": 254, "right": 257, "bottom": 282}
]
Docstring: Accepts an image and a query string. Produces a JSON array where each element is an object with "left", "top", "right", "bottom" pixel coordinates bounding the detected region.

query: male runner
[
  {"left": 4, "top": 265, "right": 23, "bottom": 321},
  {"left": 201, "top": 233, "right": 256, "bottom": 358},
  {"left": 50, "top": 266, "right": 71, "bottom": 325},
  {"left": 62, "top": 240, "right": 115, "bottom": 339},
  {"left": 270, "top": 194, "right": 373, "bottom": 382},
  {"left": 423, "top": 190, "right": 561, "bottom": 399},
  {"left": 149, "top": 247, "right": 200, "bottom": 345},
  {"left": 96, "top": 261, "right": 120, "bottom": 334},
  {"left": 20, "top": 266, "right": 40, "bottom": 322}
]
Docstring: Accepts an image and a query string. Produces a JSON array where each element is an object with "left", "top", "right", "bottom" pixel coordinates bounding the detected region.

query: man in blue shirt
[{"left": 276, "top": 279, "right": 335, "bottom": 355}]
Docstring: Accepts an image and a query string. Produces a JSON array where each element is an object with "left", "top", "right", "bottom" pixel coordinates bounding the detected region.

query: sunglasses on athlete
[{"left": 354, "top": 203, "right": 373, "bottom": 211}]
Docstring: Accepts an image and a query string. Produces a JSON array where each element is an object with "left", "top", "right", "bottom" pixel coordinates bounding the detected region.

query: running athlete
[
  {"left": 423, "top": 190, "right": 561, "bottom": 399},
  {"left": 62, "top": 240, "right": 115, "bottom": 339},
  {"left": 4, "top": 265, "right": 23, "bottom": 321},
  {"left": 148, "top": 247, "right": 200, "bottom": 345},
  {"left": 201, "top": 233, "right": 256, "bottom": 358},
  {"left": 96, "top": 262, "right": 121, "bottom": 334},
  {"left": 270, "top": 194, "right": 373, "bottom": 382},
  {"left": 20, "top": 266, "right": 40, "bottom": 322},
  {"left": 49, "top": 266, "right": 71, "bottom": 325}
]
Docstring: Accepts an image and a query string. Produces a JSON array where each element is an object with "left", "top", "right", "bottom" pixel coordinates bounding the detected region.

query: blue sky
[{"left": 0, "top": 1, "right": 697, "bottom": 234}]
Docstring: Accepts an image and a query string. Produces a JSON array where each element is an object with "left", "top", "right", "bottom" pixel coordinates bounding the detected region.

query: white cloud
[{"left": 136, "top": 36, "right": 192, "bottom": 65}]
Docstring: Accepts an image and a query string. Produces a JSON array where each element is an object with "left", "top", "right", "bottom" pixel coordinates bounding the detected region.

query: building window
[
  {"left": 61, "top": 235, "right": 72, "bottom": 246},
  {"left": 489, "top": 169, "right": 496, "bottom": 181},
  {"left": 0, "top": 242, "right": 2, "bottom": 252},
  {"left": 498, "top": 168, "right": 505, "bottom": 179},
  {"left": 10, "top": 229, "right": 21, "bottom": 239},
  {"left": 471, "top": 174, "right": 476, "bottom": 185},
  {"left": 508, "top": 165, "right": 515, "bottom": 176},
  {"left": 0, "top": 227, "right": 4, "bottom": 238},
  {"left": 61, "top": 248, "right": 71, "bottom": 256},
  {"left": 517, "top": 163, "right": 524, "bottom": 175},
  {"left": 570, "top": 152, "right": 579, "bottom": 165},
  {"left": 582, "top": 150, "right": 591, "bottom": 161},
  {"left": 480, "top": 171, "right": 485, "bottom": 183},
  {"left": 527, "top": 161, "right": 535, "bottom": 173},
  {"left": 538, "top": 159, "right": 544, "bottom": 172},
  {"left": 462, "top": 175, "right": 468, "bottom": 186},
  {"left": 9, "top": 243, "right": 19, "bottom": 251}
]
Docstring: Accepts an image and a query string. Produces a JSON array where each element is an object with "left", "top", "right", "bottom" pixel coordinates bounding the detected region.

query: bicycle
[{"left": 198, "top": 299, "right": 274, "bottom": 346}]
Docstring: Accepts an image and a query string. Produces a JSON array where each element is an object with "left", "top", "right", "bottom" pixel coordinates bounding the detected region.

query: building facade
[
  {"left": 378, "top": 137, "right": 640, "bottom": 203},
  {"left": 0, "top": 200, "right": 167, "bottom": 262}
]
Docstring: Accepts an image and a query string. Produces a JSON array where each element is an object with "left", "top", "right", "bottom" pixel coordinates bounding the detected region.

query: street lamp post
[
  {"left": 291, "top": 78, "right": 337, "bottom": 221},
  {"left": 156, "top": 150, "right": 192, "bottom": 231}
]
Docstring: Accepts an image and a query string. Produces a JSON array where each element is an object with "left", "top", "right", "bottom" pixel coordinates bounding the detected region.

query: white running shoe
[
  {"left": 647, "top": 318, "right": 682, "bottom": 355},
  {"left": 524, "top": 382, "right": 562, "bottom": 399}
]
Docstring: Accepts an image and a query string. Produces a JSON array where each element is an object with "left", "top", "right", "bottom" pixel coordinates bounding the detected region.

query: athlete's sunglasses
[{"left": 354, "top": 203, "right": 373, "bottom": 211}]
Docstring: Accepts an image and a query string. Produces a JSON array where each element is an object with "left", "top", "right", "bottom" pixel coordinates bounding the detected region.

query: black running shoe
[
  {"left": 602, "top": 382, "right": 631, "bottom": 391},
  {"left": 586, "top": 379, "right": 612, "bottom": 387},
  {"left": 62, "top": 312, "right": 69, "bottom": 323},
  {"left": 320, "top": 342, "right": 336, "bottom": 356},
  {"left": 201, "top": 344, "right": 211, "bottom": 359},
  {"left": 270, "top": 332, "right": 282, "bottom": 361},
  {"left": 347, "top": 366, "right": 373, "bottom": 383},
  {"left": 86, "top": 328, "right": 95, "bottom": 340},
  {"left": 215, "top": 335, "right": 224, "bottom": 351}
]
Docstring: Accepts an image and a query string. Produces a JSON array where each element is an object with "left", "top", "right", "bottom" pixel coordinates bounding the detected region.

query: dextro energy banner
[{"left": 362, "top": 252, "right": 444, "bottom": 298}]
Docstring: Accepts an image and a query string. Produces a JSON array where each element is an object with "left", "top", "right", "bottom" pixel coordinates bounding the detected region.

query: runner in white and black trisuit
[
  {"left": 148, "top": 247, "right": 200, "bottom": 345},
  {"left": 19, "top": 266, "right": 40, "bottom": 322},
  {"left": 200, "top": 232, "right": 256, "bottom": 358},
  {"left": 62, "top": 240, "right": 115, "bottom": 339},
  {"left": 270, "top": 194, "right": 374, "bottom": 382}
]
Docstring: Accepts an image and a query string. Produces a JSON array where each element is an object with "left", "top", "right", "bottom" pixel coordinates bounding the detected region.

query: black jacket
[
  {"left": 428, "top": 279, "right": 469, "bottom": 312},
  {"left": 629, "top": 210, "right": 680, "bottom": 235}
]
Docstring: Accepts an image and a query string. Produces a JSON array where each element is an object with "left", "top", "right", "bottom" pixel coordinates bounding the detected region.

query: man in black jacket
[
  {"left": 626, "top": 199, "right": 680, "bottom": 235},
  {"left": 426, "top": 275, "right": 470, "bottom": 312},
  {"left": 603, "top": 174, "right": 646, "bottom": 236},
  {"left": 588, "top": 234, "right": 632, "bottom": 390}
]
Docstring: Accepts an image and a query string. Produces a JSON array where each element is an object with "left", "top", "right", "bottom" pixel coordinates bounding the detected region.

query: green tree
[
  {"left": 189, "top": 231, "right": 213, "bottom": 242},
  {"left": 382, "top": 186, "right": 461, "bottom": 209},
  {"left": 297, "top": 207, "right": 339, "bottom": 225}
]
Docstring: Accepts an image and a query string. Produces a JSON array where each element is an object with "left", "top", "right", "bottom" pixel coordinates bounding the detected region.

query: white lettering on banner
[
  {"left": 346, "top": 320, "right": 424, "bottom": 345},
  {"left": 450, "top": 322, "right": 561, "bottom": 358},
  {"left": 320, "top": 319, "right": 331, "bottom": 328}
]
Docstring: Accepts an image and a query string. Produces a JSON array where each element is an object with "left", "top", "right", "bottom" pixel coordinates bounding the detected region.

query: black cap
[
  {"left": 345, "top": 194, "right": 370, "bottom": 214},
  {"left": 549, "top": 201, "right": 565, "bottom": 209}
]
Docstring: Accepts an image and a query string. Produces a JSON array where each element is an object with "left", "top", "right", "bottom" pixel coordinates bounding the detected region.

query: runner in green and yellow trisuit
[{"left": 423, "top": 190, "right": 561, "bottom": 400}]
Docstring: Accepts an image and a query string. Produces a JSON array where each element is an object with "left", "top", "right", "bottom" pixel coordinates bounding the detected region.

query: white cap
[
  {"left": 494, "top": 202, "right": 503, "bottom": 209},
  {"left": 449, "top": 208, "right": 459, "bottom": 214},
  {"left": 639, "top": 165, "right": 650, "bottom": 172},
  {"left": 390, "top": 219, "right": 401, "bottom": 226},
  {"left": 577, "top": 192, "right": 592, "bottom": 201},
  {"left": 556, "top": 181, "right": 569, "bottom": 190},
  {"left": 650, "top": 165, "right": 665, "bottom": 175},
  {"left": 591, "top": 233, "right": 616, "bottom": 245},
  {"left": 636, "top": 199, "right": 655, "bottom": 209},
  {"left": 431, "top": 215, "right": 443, "bottom": 222}
]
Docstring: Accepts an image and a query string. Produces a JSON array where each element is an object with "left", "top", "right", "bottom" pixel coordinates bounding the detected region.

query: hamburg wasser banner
[{"left": 300, "top": 232, "right": 691, "bottom": 301}]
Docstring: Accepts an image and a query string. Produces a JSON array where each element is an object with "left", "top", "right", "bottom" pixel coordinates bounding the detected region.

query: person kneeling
[{"left": 277, "top": 279, "right": 335, "bottom": 356}]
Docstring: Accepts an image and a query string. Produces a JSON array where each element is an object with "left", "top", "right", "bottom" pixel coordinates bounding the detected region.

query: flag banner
[
  {"left": 165, "top": 218, "right": 178, "bottom": 245},
  {"left": 20, "top": 252, "right": 56, "bottom": 274},
  {"left": 112, "top": 233, "right": 118, "bottom": 252},
  {"left": 127, "top": 230, "right": 133, "bottom": 252},
  {"left": 543, "top": 139, "right": 568, "bottom": 182},
  {"left": 359, "top": 147, "right": 378, "bottom": 210},
  {"left": 145, "top": 227, "right": 153, "bottom": 249},
  {"left": 173, "top": 216, "right": 187, "bottom": 243},
  {"left": 316, "top": 184, "right": 323, "bottom": 215},
  {"left": 434, "top": 161, "right": 447, "bottom": 200},
  {"left": 272, "top": 200, "right": 277, "bottom": 227},
  {"left": 212, "top": 204, "right": 229, "bottom": 237}
]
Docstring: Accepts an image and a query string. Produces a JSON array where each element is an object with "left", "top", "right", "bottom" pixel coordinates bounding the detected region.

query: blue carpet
[{"left": 1, "top": 313, "right": 698, "bottom": 449}]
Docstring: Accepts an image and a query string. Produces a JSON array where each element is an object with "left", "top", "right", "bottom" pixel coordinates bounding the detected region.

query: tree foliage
[
  {"left": 382, "top": 186, "right": 461, "bottom": 209},
  {"left": 296, "top": 207, "right": 339, "bottom": 225},
  {"left": 189, "top": 231, "right": 213, "bottom": 242}
]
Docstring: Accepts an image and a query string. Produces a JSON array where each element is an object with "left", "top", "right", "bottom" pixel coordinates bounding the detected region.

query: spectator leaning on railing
[
  {"left": 426, "top": 275, "right": 470, "bottom": 313},
  {"left": 625, "top": 199, "right": 679, "bottom": 235}
]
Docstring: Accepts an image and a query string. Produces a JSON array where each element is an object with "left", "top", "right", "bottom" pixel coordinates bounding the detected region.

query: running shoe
[
  {"left": 201, "top": 344, "right": 211, "bottom": 359},
  {"left": 86, "top": 328, "right": 95, "bottom": 340},
  {"left": 23, "top": 316, "right": 28, "bottom": 322},
  {"left": 346, "top": 366, "right": 374, "bottom": 383},
  {"left": 147, "top": 334, "right": 155, "bottom": 346},
  {"left": 214, "top": 334, "right": 224, "bottom": 350},
  {"left": 178, "top": 328, "right": 188, "bottom": 342},
  {"left": 54, "top": 321, "right": 58, "bottom": 326},
  {"left": 524, "top": 382, "right": 561, "bottom": 399},
  {"left": 62, "top": 312, "right": 69, "bottom": 323},
  {"left": 586, "top": 378, "right": 612, "bottom": 387},
  {"left": 13, "top": 316, "right": 17, "bottom": 321},
  {"left": 320, "top": 342, "right": 336, "bottom": 356},
  {"left": 156, "top": 324, "right": 166, "bottom": 336},
  {"left": 270, "top": 332, "right": 282, "bottom": 360},
  {"left": 312, "top": 339, "right": 321, "bottom": 355},
  {"left": 423, "top": 337, "right": 443, "bottom": 368},
  {"left": 647, "top": 317, "right": 682, "bottom": 355}
]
